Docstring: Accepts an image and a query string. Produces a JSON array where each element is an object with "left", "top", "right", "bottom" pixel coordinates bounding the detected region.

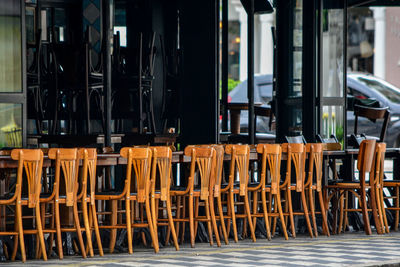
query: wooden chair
[
  {"left": 222, "top": 144, "right": 256, "bottom": 243},
  {"left": 325, "top": 139, "right": 382, "bottom": 235},
  {"left": 0, "top": 149, "right": 47, "bottom": 262},
  {"left": 78, "top": 148, "right": 104, "bottom": 256},
  {"left": 40, "top": 148, "right": 88, "bottom": 259},
  {"left": 280, "top": 143, "right": 314, "bottom": 238},
  {"left": 149, "top": 146, "right": 179, "bottom": 251},
  {"left": 252, "top": 144, "right": 288, "bottom": 240},
  {"left": 304, "top": 143, "right": 330, "bottom": 237},
  {"left": 372, "top": 143, "right": 389, "bottom": 234},
  {"left": 285, "top": 135, "right": 306, "bottom": 144},
  {"left": 178, "top": 146, "right": 220, "bottom": 247},
  {"left": 95, "top": 147, "right": 159, "bottom": 254}
]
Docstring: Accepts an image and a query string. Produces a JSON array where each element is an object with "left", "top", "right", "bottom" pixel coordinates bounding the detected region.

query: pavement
[{"left": 2, "top": 231, "right": 400, "bottom": 266}]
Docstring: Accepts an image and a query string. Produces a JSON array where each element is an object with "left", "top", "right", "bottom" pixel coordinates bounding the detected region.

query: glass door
[
  {"left": 319, "top": 0, "right": 346, "bottom": 145},
  {"left": 0, "top": 0, "right": 25, "bottom": 147}
]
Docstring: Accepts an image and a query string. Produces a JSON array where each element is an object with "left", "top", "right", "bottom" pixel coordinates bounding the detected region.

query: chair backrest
[
  {"left": 285, "top": 135, "right": 306, "bottom": 144},
  {"left": 184, "top": 146, "right": 216, "bottom": 200},
  {"left": 48, "top": 148, "right": 79, "bottom": 207},
  {"left": 225, "top": 144, "right": 250, "bottom": 196},
  {"left": 281, "top": 143, "right": 305, "bottom": 192},
  {"left": 257, "top": 144, "right": 281, "bottom": 195},
  {"left": 305, "top": 143, "right": 324, "bottom": 191},
  {"left": 11, "top": 149, "right": 44, "bottom": 208},
  {"left": 78, "top": 148, "right": 97, "bottom": 205},
  {"left": 150, "top": 146, "right": 172, "bottom": 201},
  {"left": 371, "top": 142, "right": 386, "bottom": 187},
  {"left": 211, "top": 145, "right": 224, "bottom": 197},
  {"left": 120, "top": 147, "right": 152, "bottom": 203},
  {"left": 354, "top": 105, "right": 390, "bottom": 142},
  {"left": 357, "top": 140, "right": 376, "bottom": 184}
]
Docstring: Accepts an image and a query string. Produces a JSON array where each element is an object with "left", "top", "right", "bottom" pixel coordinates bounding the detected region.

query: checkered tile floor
[{"left": 3, "top": 232, "right": 400, "bottom": 266}]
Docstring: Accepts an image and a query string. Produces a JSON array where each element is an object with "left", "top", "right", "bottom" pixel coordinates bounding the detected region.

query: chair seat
[
  {"left": 170, "top": 186, "right": 188, "bottom": 192},
  {"left": 95, "top": 191, "right": 123, "bottom": 196}
]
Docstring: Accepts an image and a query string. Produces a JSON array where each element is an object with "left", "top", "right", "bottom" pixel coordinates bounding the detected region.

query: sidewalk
[{"left": 3, "top": 232, "right": 400, "bottom": 266}]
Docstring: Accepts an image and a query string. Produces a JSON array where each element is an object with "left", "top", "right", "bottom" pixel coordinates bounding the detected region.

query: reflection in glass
[
  {"left": 322, "top": 105, "right": 344, "bottom": 144},
  {"left": 322, "top": 2, "right": 344, "bottom": 97},
  {"left": 0, "top": 104, "right": 22, "bottom": 148},
  {"left": 0, "top": 1, "right": 22, "bottom": 93}
]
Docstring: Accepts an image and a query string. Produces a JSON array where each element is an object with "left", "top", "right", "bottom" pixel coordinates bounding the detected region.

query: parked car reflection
[{"left": 228, "top": 73, "right": 400, "bottom": 147}]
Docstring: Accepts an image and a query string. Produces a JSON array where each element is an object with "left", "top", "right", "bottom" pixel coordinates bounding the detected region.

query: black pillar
[
  {"left": 179, "top": 0, "right": 219, "bottom": 145},
  {"left": 221, "top": 0, "right": 229, "bottom": 132},
  {"left": 103, "top": 0, "right": 112, "bottom": 147},
  {"left": 248, "top": 0, "right": 255, "bottom": 144}
]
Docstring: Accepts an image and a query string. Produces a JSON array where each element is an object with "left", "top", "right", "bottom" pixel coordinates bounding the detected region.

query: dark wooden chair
[
  {"left": 285, "top": 135, "right": 306, "bottom": 144},
  {"left": 349, "top": 105, "right": 390, "bottom": 148}
]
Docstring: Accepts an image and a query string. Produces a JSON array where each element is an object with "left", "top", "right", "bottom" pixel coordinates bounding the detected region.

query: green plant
[{"left": 219, "top": 79, "right": 241, "bottom": 98}]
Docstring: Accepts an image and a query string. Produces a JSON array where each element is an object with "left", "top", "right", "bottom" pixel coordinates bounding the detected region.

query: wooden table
[
  {"left": 227, "top": 102, "right": 262, "bottom": 134},
  {"left": 27, "top": 134, "right": 124, "bottom": 147}
]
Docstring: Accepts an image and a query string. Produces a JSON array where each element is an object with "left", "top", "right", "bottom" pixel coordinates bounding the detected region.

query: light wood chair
[
  {"left": 149, "top": 146, "right": 179, "bottom": 251},
  {"left": 95, "top": 147, "right": 159, "bottom": 254},
  {"left": 304, "top": 143, "right": 330, "bottom": 237},
  {"left": 373, "top": 143, "right": 389, "bottom": 234},
  {"left": 178, "top": 146, "right": 220, "bottom": 247},
  {"left": 40, "top": 148, "right": 88, "bottom": 259},
  {"left": 252, "top": 144, "right": 288, "bottom": 240},
  {"left": 0, "top": 149, "right": 47, "bottom": 262},
  {"left": 78, "top": 148, "right": 104, "bottom": 256},
  {"left": 280, "top": 143, "right": 314, "bottom": 238},
  {"left": 223, "top": 144, "right": 256, "bottom": 243},
  {"left": 325, "top": 139, "right": 382, "bottom": 235}
]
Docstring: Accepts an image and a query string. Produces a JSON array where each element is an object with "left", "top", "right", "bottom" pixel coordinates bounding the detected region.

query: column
[
  {"left": 259, "top": 13, "right": 274, "bottom": 75},
  {"left": 372, "top": 7, "right": 386, "bottom": 79}
]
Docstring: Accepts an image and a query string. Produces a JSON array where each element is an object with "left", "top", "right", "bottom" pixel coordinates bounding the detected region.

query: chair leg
[
  {"left": 244, "top": 194, "right": 256, "bottom": 242},
  {"left": 318, "top": 191, "right": 330, "bottom": 237},
  {"left": 125, "top": 199, "right": 133, "bottom": 254},
  {"left": 286, "top": 189, "right": 296, "bottom": 238},
  {"left": 11, "top": 234, "right": 18, "bottom": 261},
  {"left": 145, "top": 200, "right": 159, "bottom": 253},
  {"left": 55, "top": 202, "right": 63, "bottom": 259},
  {"left": 369, "top": 186, "right": 383, "bottom": 234},
  {"left": 47, "top": 203, "right": 55, "bottom": 256},
  {"left": 108, "top": 200, "right": 118, "bottom": 253},
  {"left": 204, "top": 199, "right": 214, "bottom": 246},
  {"left": 261, "top": 190, "right": 271, "bottom": 240},
  {"left": 16, "top": 203, "right": 26, "bottom": 262},
  {"left": 91, "top": 204, "right": 104, "bottom": 256},
  {"left": 35, "top": 205, "right": 47, "bottom": 261},
  {"left": 276, "top": 192, "right": 289, "bottom": 240},
  {"left": 252, "top": 192, "right": 258, "bottom": 235},
  {"left": 166, "top": 198, "right": 179, "bottom": 251},
  {"left": 229, "top": 191, "right": 238, "bottom": 243},
  {"left": 209, "top": 197, "right": 221, "bottom": 247},
  {"left": 140, "top": 203, "right": 147, "bottom": 246},
  {"left": 189, "top": 194, "right": 195, "bottom": 248},
  {"left": 308, "top": 189, "right": 318, "bottom": 237},
  {"left": 360, "top": 188, "right": 372, "bottom": 235},
  {"left": 73, "top": 203, "right": 87, "bottom": 258},
  {"left": 380, "top": 188, "right": 389, "bottom": 233},
  {"left": 338, "top": 191, "right": 345, "bottom": 233},
  {"left": 194, "top": 197, "right": 199, "bottom": 237},
  {"left": 272, "top": 196, "right": 278, "bottom": 236},
  {"left": 82, "top": 200, "right": 94, "bottom": 257},
  {"left": 217, "top": 195, "right": 229, "bottom": 245},
  {"left": 376, "top": 187, "right": 386, "bottom": 234},
  {"left": 180, "top": 196, "right": 186, "bottom": 245},
  {"left": 175, "top": 196, "right": 181, "bottom": 244},
  {"left": 300, "top": 191, "right": 314, "bottom": 238}
]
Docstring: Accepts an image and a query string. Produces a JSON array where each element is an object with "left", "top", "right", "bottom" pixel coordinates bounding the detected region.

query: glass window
[
  {"left": 0, "top": 1, "right": 22, "bottom": 93},
  {"left": 291, "top": 0, "right": 303, "bottom": 97},
  {"left": 0, "top": 103, "right": 22, "bottom": 148},
  {"left": 321, "top": 105, "right": 344, "bottom": 144},
  {"left": 322, "top": 0, "right": 344, "bottom": 97}
]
